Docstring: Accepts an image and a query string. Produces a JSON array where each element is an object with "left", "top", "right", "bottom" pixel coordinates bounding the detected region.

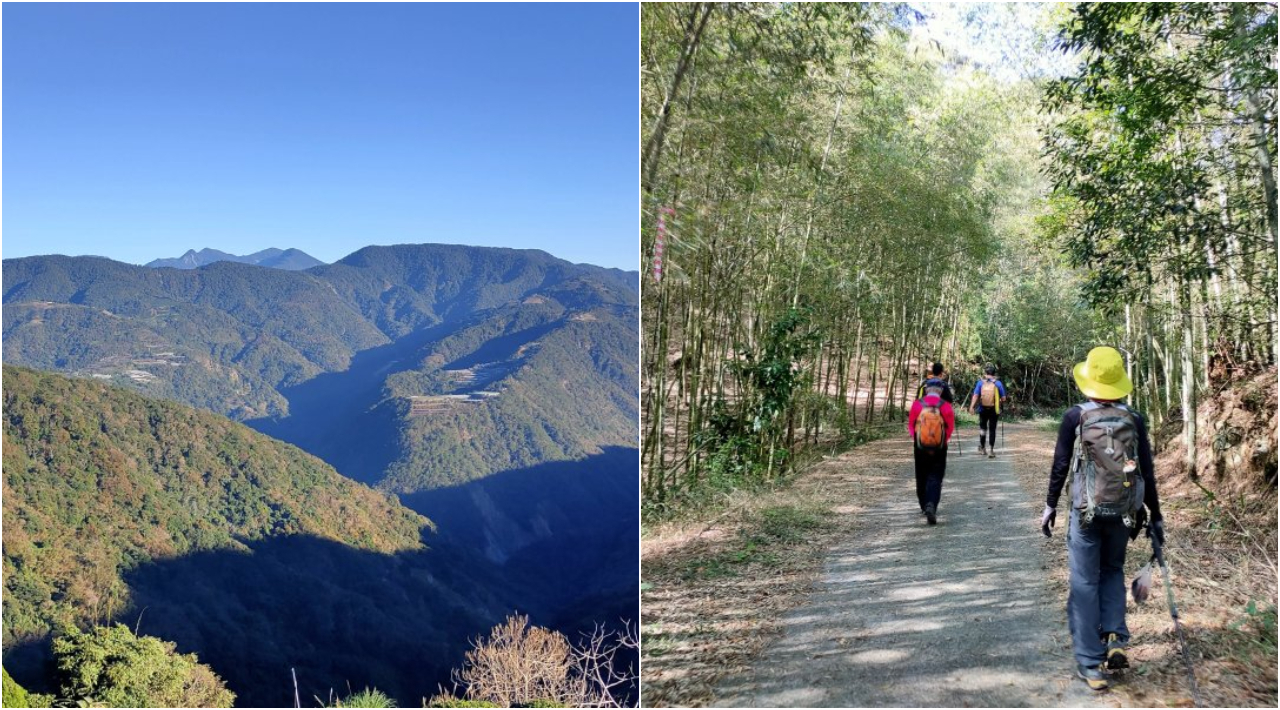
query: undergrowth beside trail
[
  {"left": 642, "top": 419, "right": 898, "bottom": 524},
  {"left": 1144, "top": 368, "right": 1277, "bottom": 707}
]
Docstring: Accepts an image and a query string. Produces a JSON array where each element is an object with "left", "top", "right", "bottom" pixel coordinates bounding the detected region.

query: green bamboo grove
[
  {"left": 1044, "top": 2, "right": 1277, "bottom": 476},
  {"left": 641, "top": 2, "right": 1276, "bottom": 514}
]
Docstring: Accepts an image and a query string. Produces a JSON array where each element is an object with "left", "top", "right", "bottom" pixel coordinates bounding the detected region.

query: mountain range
[
  {"left": 145, "top": 247, "right": 325, "bottom": 270},
  {"left": 1, "top": 243, "right": 639, "bottom": 706},
  {"left": 3, "top": 243, "right": 638, "bottom": 490}
]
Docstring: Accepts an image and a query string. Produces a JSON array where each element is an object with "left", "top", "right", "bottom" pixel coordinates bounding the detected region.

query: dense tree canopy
[
  {"left": 52, "top": 624, "right": 235, "bottom": 709},
  {"left": 1, "top": 365, "right": 428, "bottom": 645},
  {"left": 640, "top": 2, "right": 1276, "bottom": 511},
  {"left": 1043, "top": 1, "right": 1277, "bottom": 473}
]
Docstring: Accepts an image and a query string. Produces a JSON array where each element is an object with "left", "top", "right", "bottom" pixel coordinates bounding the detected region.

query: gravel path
[{"left": 715, "top": 425, "right": 1110, "bottom": 708}]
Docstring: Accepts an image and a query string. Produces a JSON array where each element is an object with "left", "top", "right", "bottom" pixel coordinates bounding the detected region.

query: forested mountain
[
  {"left": 3, "top": 255, "right": 387, "bottom": 419},
  {"left": 2, "top": 243, "right": 639, "bottom": 706},
  {"left": 146, "top": 247, "right": 324, "bottom": 270},
  {"left": 246, "top": 244, "right": 639, "bottom": 492},
  {"left": 2, "top": 244, "right": 639, "bottom": 490},
  {"left": 1, "top": 366, "right": 516, "bottom": 706},
  {"left": 313, "top": 243, "right": 637, "bottom": 338}
]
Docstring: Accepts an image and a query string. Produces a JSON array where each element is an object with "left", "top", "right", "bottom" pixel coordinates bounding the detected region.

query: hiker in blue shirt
[{"left": 965, "top": 365, "right": 1006, "bottom": 458}]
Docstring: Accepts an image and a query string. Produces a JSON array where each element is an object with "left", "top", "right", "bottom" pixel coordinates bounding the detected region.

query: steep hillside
[
  {"left": 1153, "top": 366, "right": 1278, "bottom": 504},
  {"left": 1, "top": 366, "right": 514, "bottom": 706},
  {"left": 1, "top": 365, "right": 425, "bottom": 638},
  {"left": 377, "top": 291, "right": 637, "bottom": 493},
  {"left": 403, "top": 447, "right": 640, "bottom": 627}
]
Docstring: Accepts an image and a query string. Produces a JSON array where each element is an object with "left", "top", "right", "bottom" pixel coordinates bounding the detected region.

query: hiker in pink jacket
[{"left": 907, "top": 392, "right": 956, "bottom": 525}]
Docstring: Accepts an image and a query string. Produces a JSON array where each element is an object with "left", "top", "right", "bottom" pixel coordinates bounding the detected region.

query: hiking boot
[
  {"left": 1105, "top": 634, "right": 1129, "bottom": 670},
  {"left": 925, "top": 503, "right": 937, "bottom": 526},
  {"left": 1076, "top": 664, "right": 1109, "bottom": 691}
]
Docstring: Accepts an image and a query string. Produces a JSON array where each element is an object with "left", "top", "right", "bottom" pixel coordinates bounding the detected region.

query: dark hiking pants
[
  {"left": 913, "top": 445, "right": 947, "bottom": 511},
  {"left": 1067, "top": 510, "right": 1131, "bottom": 667},
  {"left": 979, "top": 408, "right": 999, "bottom": 449}
]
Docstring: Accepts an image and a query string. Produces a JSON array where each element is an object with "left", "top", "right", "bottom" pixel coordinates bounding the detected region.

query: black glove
[
  {"left": 1147, "top": 518, "right": 1165, "bottom": 547},
  {"left": 1041, "top": 505, "right": 1056, "bottom": 538},
  {"left": 1129, "top": 507, "right": 1149, "bottom": 541}
]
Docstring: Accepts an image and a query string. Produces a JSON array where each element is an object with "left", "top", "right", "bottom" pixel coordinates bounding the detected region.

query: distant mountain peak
[{"left": 147, "top": 247, "right": 324, "bottom": 271}]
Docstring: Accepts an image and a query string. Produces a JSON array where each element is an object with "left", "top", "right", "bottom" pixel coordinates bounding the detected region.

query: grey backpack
[{"left": 1071, "top": 401, "right": 1145, "bottom": 527}]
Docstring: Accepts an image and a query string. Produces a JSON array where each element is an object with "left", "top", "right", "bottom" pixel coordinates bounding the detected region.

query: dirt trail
[{"left": 713, "top": 423, "right": 1109, "bottom": 708}]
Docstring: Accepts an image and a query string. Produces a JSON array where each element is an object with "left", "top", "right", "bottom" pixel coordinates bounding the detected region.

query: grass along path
[{"left": 640, "top": 430, "right": 904, "bottom": 707}]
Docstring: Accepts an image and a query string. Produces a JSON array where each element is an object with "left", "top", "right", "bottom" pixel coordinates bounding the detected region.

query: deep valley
[{"left": 2, "top": 243, "right": 639, "bottom": 706}]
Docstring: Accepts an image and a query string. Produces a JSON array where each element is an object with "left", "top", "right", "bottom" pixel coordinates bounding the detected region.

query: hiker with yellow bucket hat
[{"left": 1040, "top": 346, "right": 1164, "bottom": 691}]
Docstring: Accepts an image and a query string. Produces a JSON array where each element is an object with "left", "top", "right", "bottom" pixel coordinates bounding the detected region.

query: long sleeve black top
[
  {"left": 917, "top": 379, "right": 954, "bottom": 404},
  {"left": 1046, "top": 403, "right": 1162, "bottom": 521}
]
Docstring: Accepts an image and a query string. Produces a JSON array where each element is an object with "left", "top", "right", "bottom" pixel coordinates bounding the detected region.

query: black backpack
[{"left": 921, "top": 377, "right": 947, "bottom": 401}]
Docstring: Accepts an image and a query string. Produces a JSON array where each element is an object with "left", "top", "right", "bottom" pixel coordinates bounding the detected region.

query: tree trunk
[
  {"left": 1231, "top": 4, "right": 1278, "bottom": 244},
  {"left": 642, "top": 3, "right": 714, "bottom": 196},
  {"left": 1180, "top": 274, "right": 1198, "bottom": 478}
]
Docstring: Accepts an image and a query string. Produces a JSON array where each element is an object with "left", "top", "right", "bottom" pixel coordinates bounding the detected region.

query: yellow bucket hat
[{"left": 1073, "top": 346, "right": 1133, "bottom": 400}]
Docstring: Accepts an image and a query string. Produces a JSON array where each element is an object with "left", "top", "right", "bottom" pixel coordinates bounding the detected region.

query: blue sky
[
  {"left": 915, "top": 3, "right": 1077, "bottom": 82},
  {"left": 3, "top": 3, "right": 637, "bottom": 270}
]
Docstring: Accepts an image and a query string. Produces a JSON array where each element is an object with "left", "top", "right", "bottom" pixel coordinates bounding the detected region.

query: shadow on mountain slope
[
  {"left": 400, "top": 448, "right": 640, "bottom": 627},
  {"left": 246, "top": 320, "right": 470, "bottom": 484},
  {"left": 7, "top": 531, "right": 516, "bottom": 708},
  {"left": 402, "top": 447, "right": 641, "bottom": 705},
  {"left": 6, "top": 450, "right": 640, "bottom": 708}
]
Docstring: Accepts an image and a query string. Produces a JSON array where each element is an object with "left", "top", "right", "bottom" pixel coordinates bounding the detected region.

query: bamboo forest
[{"left": 640, "top": 3, "right": 1277, "bottom": 708}]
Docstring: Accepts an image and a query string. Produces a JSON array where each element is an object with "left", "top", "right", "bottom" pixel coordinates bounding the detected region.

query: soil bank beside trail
[{"left": 715, "top": 422, "right": 1111, "bottom": 708}]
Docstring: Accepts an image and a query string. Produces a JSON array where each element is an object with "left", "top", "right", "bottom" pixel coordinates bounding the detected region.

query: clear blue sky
[{"left": 3, "top": 3, "right": 638, "bottom": 270}]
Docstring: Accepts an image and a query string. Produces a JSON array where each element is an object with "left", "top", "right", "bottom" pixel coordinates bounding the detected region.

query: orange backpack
[{"left": 916, "top": 404, "right": 946, "bottom": 451}]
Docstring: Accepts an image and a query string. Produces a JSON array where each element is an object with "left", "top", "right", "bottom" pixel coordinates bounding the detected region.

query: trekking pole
[{"left": 1152, "top": 533, "right": 1203, "bottom": 708}]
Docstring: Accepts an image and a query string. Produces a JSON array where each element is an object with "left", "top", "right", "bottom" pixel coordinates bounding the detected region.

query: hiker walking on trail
[
  {"left": 917, "top": 362, "right": 955, "bottom": 404},
  {"left": 1040, "top": 346, "right": 1164, "bottom": 692},
  {"left": 908, "top": 391, "right": 955, "bottom": 526},
  {"left": 966, "top": 365, "right": 1006, "bottom": 458}
]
